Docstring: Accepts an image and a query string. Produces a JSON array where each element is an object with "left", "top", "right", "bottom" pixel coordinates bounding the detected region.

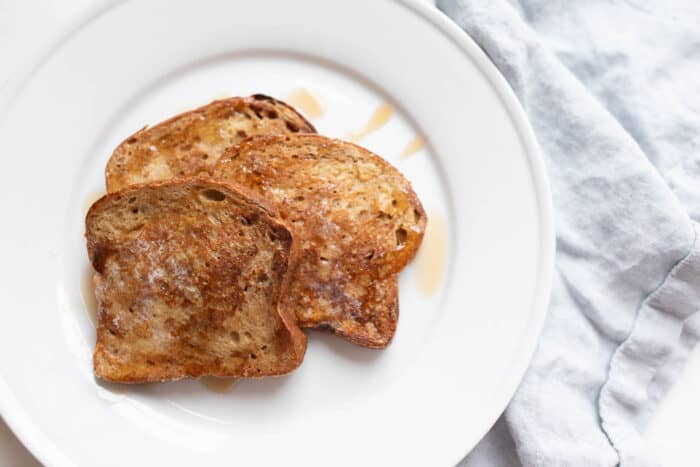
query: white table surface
[{"left": 0, "top": 0, "right": 697, "bottom": 465}]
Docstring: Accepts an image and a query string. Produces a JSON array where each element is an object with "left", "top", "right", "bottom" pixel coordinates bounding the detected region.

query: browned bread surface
[
  {"left": 214, "top": 134, "right": 426, "bottom": 348},
  {"left": 105, "top": 95, "right": 316, "bottom": 192},
  {"left": 86, "top": 179, "right": 306, "bottom": 382}
]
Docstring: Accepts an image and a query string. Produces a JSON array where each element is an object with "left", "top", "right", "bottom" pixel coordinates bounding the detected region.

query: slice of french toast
[
  {"left": 105, "top": 95, "right": 316, "bottom": 192},
  {"left": 85, "top": 179, "right": 306, "bottom": 382},
  {"left": 214, "top": 134, "right": 426, "bottom": 348}
]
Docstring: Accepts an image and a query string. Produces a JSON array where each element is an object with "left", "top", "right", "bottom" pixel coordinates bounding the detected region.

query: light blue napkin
[{"left": 437, "top": 1, "right": 700, "bottom": 465}]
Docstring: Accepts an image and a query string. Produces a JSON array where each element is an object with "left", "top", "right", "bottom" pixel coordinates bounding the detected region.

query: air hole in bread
[
  {"left": 294, "top": 196, "right": 305, "bottom": 202},
  {"left": 261, "top": 345, "right": 268, "bottom": 351},
  {"left": 392, "top": 199, "right": 397, "bottom": 207},
  {"left": 131, "top": 208, "right": 139, "bottom": 214},
  {"left": 285, "top": 121, "right": 300, "bottom": 133},
  {"left": 201, "top": 153, "right": 209, "bottom": 160},
  {"left": 244, "top": 285, "right": 250, "bottom": 292},
  {"left": 267, "top": 230, "right": 277, "bottom": 242},
  {"left": 230, "top": 331, "right": 240, "bottom": 343},
  {"left": 240, "top": 215, "right": 250, "bottom": 225},
  {"left": 250, "top": 354, "right": 257, "bottom": 360},
  {"left": 179, "top": 170, "right": 185, "bottom": 175},
  {"left": 126, "top": 136, "right": 137, "bottom": 144},
  {"left": 257, "top": 272, "right": 269, "bottom": 283},
  {"left": 200, "top": 189, "right": 226, "bottom": 202},
  {"left": 414, "top": 209, "right": 421, "bottom": 222},
  {"left": 320, "top": 256, "right": 329, "bottom": 262},
  {"left": 146, "top": 359, "right": 155, "bottom": 366},
  {"left": 395, "top": 228, "right": 408, "bottom": 246},
  {"left": 128, "top": 307, "right": 134, "bottom": 314},
  {"left": 128, "top": 197, "right": 136, "bottom": 204},
  {"left": 244, "top": 331, "right": 252, "bottom": 339},
  {"left": 180, "top": 144, "right": 192, "bottom": 151},
  {"left": 236, "top": 130, "right": 247, "bottom": 138},
  {"left": 265, "top": 110, "right": 278, "bottom": 119},
  {"left": 252, "top": 108, "right": 263, "bottom": 119},
  {"left": 365, "top": 251, "right": 374, "bottom": 260}
]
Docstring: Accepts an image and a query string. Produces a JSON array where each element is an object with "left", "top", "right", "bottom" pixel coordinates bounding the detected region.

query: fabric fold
[{"left": 600, "top": 223, "right": 700, "bottom": 466}]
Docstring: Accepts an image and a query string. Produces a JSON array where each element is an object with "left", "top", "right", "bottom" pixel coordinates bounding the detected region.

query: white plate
[{"left": 0, "top": 1, "right": 553, "bottom": 465}]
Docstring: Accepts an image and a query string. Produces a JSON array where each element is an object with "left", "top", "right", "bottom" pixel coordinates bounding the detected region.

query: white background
[{"left": 0, "top": 0, "right": 697, "bottom": 466}]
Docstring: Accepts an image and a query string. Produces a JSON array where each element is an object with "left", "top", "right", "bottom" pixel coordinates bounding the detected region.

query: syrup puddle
[
  {"left": 346, "top": 103, "right": 394, "bottom": 142},
  {"left": 399, "top": 136, "right": 426, "bottom": 160},
  {"left": 202, "top": 377, "right": 238, "bottom": 393},
  {"left": 286, "top": 88, "right": 325, "bottom": 119},
  {"left": 415, "top": 211, "right": 447, "bottom": 296}
]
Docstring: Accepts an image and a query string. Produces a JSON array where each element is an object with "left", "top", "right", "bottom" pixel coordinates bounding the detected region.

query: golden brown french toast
[
  {"left": 105, "top": 95, "right": 316, "bottom": 192},
  {"left": 214, "top": 135, "right": 426, "bottom": 348},
  {"left": 85, "top": 179, "right": 306, "bottom": 382}
]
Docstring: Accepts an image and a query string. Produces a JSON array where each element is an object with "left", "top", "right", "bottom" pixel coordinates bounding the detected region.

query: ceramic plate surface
[{"left": 0, "top": 1, "right": 553, "bottom": 465}]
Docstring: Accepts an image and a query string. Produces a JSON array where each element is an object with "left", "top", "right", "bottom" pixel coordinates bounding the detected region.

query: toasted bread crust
[
  {"left": 86, "top": 178, "right": 306, "bottom": 382},
  {"left": 214, "top": 135, "right": 426, "bottom": 348},
  {"left": 105, "top": 95, "right": 316, "bottom": 192}
]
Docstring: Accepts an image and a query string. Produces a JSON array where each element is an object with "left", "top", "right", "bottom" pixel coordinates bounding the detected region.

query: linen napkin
[{"left": 436, "top": 1, "right": 700, "bottom": 465}]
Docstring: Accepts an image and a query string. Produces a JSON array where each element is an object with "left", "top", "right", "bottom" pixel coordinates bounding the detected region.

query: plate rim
[
  {"left": 405, "top": 2, "right": 554, "bottom": 463},
  {"left": 0, "top": 1, "right": 555, "bottom": 465}
]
